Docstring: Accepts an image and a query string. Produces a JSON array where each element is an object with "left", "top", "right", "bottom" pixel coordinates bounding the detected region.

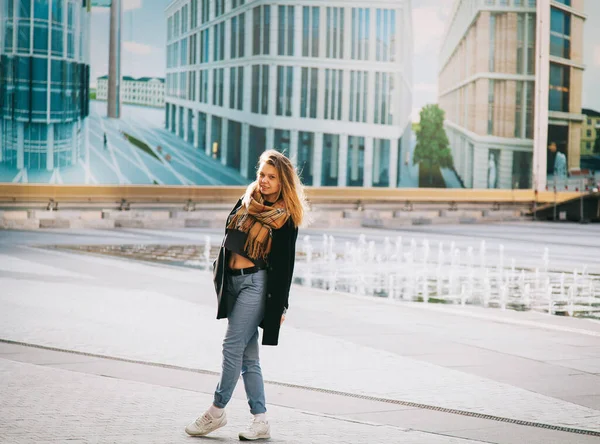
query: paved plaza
[
  {"left": 1, "top": 223, "right": 600, "bottom": 443},
  {"left": 0, "top": 101, "right": 247, "bottom": 186}
]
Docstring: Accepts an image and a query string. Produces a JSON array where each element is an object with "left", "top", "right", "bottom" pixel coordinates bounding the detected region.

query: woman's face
[{"left": 258, "top": 162, "right": 282, "bottom": 202}]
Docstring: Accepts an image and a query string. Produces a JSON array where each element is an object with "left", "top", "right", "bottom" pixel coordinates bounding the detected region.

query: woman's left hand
[{"left": 280, "top": 314, "right": 286, "bottom": 326}]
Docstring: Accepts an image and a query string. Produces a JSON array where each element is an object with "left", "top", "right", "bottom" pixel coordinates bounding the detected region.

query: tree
[{"left": 413, "top": 104, "right": 454, "bottom": 186}]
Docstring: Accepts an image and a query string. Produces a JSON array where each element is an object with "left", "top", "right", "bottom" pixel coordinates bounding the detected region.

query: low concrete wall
[{"left": 0, "top": 200, "right": 531, "bottom": 231}]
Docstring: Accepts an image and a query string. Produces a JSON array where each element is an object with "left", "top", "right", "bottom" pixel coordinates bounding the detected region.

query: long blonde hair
[{"left": 243, "top": 150, "right": 308, "bottom": 228}]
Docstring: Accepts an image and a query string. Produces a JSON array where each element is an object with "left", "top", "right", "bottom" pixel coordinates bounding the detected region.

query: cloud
[
  {"left": 595, "top": 45, "right": 600, "bottom": 66},
  {"left": 411, "top": 107, "right": 422, "bottom": 123},
  {"left": 123, "top": 41, "right": 154, "bottom": 55},
  {"left": 91, "top": 0, "right": 142, "bottom": 13}
]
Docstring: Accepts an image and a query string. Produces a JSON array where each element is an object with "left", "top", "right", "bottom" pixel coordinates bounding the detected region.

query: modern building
[
  {"left": 581, "top": 108, "right": 600, "bottom": 156},
  {"left": 97, "top": 75, "right": 166, "bottom": 108},
  {"left": 164, "top": 0, "right": 413, "bottom": 186},
  {"left": 0, "top": 0, "right": 91, "bottom": 172},
  {"left": 438, "top": 0, "right": 585, "bottom": 189}
]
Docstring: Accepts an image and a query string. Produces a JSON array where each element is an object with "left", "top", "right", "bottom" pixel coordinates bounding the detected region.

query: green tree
[{"left": 413, "top": 104, "right": 454, "bottom": 186}]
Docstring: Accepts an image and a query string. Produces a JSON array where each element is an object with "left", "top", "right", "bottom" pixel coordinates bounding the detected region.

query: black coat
[{"left": 213, "top": 199, "right": 299, "bottom": 346}]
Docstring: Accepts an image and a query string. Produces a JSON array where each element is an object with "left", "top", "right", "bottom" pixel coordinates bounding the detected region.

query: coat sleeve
[{"left": 283, "top": 222, "right": 299, "bottom": 310}]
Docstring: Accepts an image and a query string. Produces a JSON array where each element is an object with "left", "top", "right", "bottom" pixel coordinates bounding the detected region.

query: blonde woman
[{"left": 186, "top": 150, "right": 307, "bottom": 441}]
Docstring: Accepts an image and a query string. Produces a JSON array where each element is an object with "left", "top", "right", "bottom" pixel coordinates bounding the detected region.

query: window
[
  {"left": 274, "top": 129, "right": 290, "bottom": 154},
  {"left": 515, "top": 81, "right": 523, "bottom": 138},
  {"left": 347, "top": 136, "right": 365, "bottom": 186},
  {"left": 181, "top": 5, "right": 188, "bottom": 34},
  {"left": 190, "top": 0, "right": 198, "bottom": 29},
  {"left": 278, "top": 6, "right": 294, "bottom": 56},
  {"left": 201, "top": 0, "right": 209, "bottom": 24},
  {"left": 199, "top": 69, "right": 208, "bottom": 103},
  {"left": 375, "top": 9, "right": 396, "bottom": 62},
  {"left": 215, "top": 0, "right": 225, "bottom": 18},
  {"left": 373, "top": 139, "right": 391, "bottom": 187},
  {"left": 550, "top": 7, "right": 570, "bottom": 59},
  {"left": 213, "top": 22, "right": 225, "bottom": 61},
  {"left": 232, "top": 0, "right": 245, "bottom": 9},
  {"left": 251, "top": 65, "right": 269, "bottom": 114},
  {"left": 587, "top": 130, "right": 592, "bottom": 137},
  {"left": 374, "top": 72, "right": 393, "bottom": 125},
  {"left": 487, "top": 79, "right": 495, "bottom": 135},
  {"left": 302, "top": 6, "right": 319, "bottom": 57},
  {"left": 213, "top": 68, "right": 224, "bottom": 106},
  {"left": 326, "top": 7, "right": 344, "bottom": 59},
  {"left": 554, "top": 0, "right": 571, "bottom": 5},
  {"left": 276, "top": 66, "right": 293, "bottom": 116},
  {"left": 248, "top": 126, "right": 266, "bottom": 177},
  {"left": 189, "top": 34, "right": 197, "bottom": 65},
  {"left": 549, "top": 63, "right": 569, "bottom": 112},
  {"left": 229, "top": 66, "right": 244, "bottom": 110},
  {"left": 324, "top": 69, "right": 342, "bottom": 120},
  {"left": 298, "top": 132, "right": 314, "bottom": 185},
  {"left": 300, "top": 67, "right": 318, "bottom": 118},
  {"left": 188, "top": 71, "right": 196, "bottom": 101},
  {"left": 489, "top": 13, "right": 496, "bottom": 72},
  {"left": 180, "top": 37, "right": 188, "bottom": 66},
  {"left": 351, "top": 8, "right": 370, "bottom": 61},
  {"left": 231, "top": 14, "right": 245, "bottom": 59},
  {"left": 253, "top": 5, "right": 271, "bottom": 55},
  {"left": 200, "top": 29, "right": 210, "bottom": 63},
  {"left": 322, "top": 134, "right": 339, "bottom": 186},
  {"left": 51, "top": 0, "right": 64, "bottom": 56},
  {"left": 350, "top": 71, "right": 368, "bottom": 123},
  {"left": 227, "top": 120, "right": 242, "bottom": 169}
]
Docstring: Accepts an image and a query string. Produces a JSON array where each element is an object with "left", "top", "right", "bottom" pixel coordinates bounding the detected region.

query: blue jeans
[{"left": 213, "top": 269, "right": 267, "bottom": 414}]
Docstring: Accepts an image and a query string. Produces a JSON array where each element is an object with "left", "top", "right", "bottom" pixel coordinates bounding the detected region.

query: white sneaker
[
  {"left": 185, "top": 410, "right": 227, "bottom": 436},
  {"left": 239, "top": 419, "right": 271, "bottom": 441}
]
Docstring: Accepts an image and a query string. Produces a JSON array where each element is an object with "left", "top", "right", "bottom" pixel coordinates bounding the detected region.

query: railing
[{"left": 0, "top": 184, "right": 583, "bottom": 207}]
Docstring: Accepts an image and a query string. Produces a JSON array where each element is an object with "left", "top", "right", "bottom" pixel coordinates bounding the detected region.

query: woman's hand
[{"left": 280, "top": 314, "right": 286, "bottom": 326}]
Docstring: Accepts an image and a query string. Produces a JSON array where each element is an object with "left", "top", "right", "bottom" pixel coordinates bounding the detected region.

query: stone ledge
[{"left": 39, "top": 219, "right": 70, "bottom": 229}]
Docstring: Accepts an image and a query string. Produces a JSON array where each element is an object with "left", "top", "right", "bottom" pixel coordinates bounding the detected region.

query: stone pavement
[{"left": 1, "top": 227, "right": 600, "bottom": 443}]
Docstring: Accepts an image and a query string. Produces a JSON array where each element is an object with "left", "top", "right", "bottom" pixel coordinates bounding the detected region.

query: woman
[{"left": 186, "top": 150, "right": 307, "bottom": 441}]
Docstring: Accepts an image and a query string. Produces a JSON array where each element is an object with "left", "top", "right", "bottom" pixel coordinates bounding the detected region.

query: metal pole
[{"left": 107, "top": 0, "right": 121, "bottom": 119}]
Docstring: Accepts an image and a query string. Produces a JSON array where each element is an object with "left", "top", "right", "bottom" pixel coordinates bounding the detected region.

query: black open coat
[{"left": 212, "top": 198, "right": 299, "bottom": 346}]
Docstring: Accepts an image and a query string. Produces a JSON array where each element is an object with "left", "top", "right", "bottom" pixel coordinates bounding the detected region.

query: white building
[
  {"left": 97, "top": 75, "right": 166, "bottom": 108},
  {"left": 165, "top": 0, "right": 413, "bottom": 186}
]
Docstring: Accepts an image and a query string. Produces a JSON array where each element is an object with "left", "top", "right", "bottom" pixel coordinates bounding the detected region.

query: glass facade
[{"left": 1, "top": 0, "right": 90, "bottom": 171}]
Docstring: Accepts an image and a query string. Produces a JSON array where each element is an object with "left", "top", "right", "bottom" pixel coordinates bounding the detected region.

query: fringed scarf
[{"left": 226, "top": 184, "right": 290, "bottom": 260}]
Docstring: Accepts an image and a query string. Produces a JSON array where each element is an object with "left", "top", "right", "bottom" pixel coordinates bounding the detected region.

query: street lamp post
[{"left": 107, "top": 0, "right": 122, "bottom": 119}]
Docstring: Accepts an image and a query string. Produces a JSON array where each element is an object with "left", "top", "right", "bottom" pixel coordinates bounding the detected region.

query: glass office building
[
  {"left": 165, "top": 0, "right": 413, "bottom": 187},
  {"left": 0, "top": 0, "right": 91, "bottom": 171}
]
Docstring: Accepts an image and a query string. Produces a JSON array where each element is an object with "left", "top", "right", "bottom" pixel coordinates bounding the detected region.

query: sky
[{"left": 89, "top": 0, "right": 600, "bottom": 121}]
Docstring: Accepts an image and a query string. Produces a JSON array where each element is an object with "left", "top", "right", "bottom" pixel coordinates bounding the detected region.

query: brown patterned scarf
[{"left": 226, "top": 185, "right": 290, "bottom": 260}]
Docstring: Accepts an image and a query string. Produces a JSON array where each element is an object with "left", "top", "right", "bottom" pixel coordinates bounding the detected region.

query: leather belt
[{"left": 228, "top": 265, "right": 266, "bottom": 276}]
